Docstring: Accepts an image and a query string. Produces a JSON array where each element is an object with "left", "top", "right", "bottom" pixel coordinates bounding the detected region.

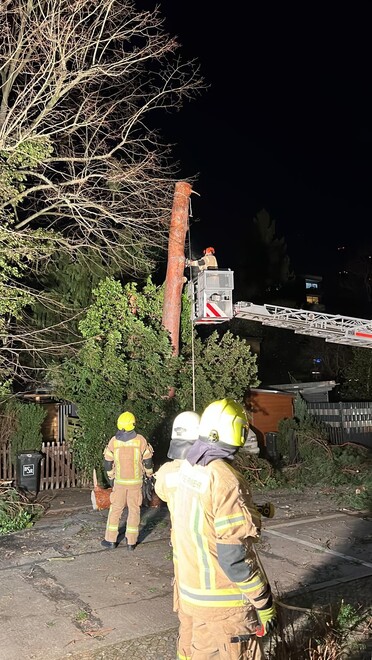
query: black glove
[
  {"left": 142, "top": 475, "right": 155, "bottom": 503},
  {"left": 104, "top": 459, "right": 114, "bottom": 487}
]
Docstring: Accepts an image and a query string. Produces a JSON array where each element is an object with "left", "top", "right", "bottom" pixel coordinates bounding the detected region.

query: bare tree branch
[{"left": 0, "top": 0, "right": 205, "bottom": 386}]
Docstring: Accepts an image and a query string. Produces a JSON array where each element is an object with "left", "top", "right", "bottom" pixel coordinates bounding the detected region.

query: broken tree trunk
[{"left": 161, "top": 181, "right": 192, "bottom": 358}]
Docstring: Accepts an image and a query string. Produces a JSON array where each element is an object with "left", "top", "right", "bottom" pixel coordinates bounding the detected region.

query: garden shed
[{"left": 245, "top": 388, "right": 295, "bottom": 450}]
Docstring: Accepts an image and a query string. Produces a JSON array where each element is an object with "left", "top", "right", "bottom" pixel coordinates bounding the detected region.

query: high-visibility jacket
[
  {"left": 155, "top": 458, "right": 183, "bottom": 548},
  {"left": 155, "top": 459, "right": 181, "bottom": 510},
  {"left": 189, "top": 254, "right": 218, "bottom": 271},
  {"left": 162, "top": 458, "right": 269, "bottom": 620},
  {"left": 155, "top": 459, "right": 183, "bottom": 603},
  {"left": 156, "top": 460, "right": 195, "bottom": 660},
  {"left": 104, "top": 434, "right": 153, "bottom": 486}
]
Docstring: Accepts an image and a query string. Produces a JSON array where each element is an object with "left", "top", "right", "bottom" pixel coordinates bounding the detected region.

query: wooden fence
[
  {"left": 0, "top": 442, "right": 89, "bottom": 490},
  {"left": 306, "top": 401, "right": 372, "bottom": 448}
]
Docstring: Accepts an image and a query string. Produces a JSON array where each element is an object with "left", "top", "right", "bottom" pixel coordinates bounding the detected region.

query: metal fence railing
[{"left": 306, "top": 401, "right": 372, "bottom": 448}]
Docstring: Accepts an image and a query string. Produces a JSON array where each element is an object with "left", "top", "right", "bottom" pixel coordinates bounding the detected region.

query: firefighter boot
[{"left": 101, "top": 540, "right": 117, "bottom": 549}]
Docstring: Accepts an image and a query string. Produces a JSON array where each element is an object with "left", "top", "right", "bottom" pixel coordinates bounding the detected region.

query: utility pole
[{"left": 162, "top": 181, "right": 192, "bottom": 358}]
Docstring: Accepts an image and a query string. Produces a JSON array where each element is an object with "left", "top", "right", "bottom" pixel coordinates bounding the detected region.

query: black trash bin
[
  {"left": 17, "top": 451, "right": 43, "bottom": 495},
  {"left": 265, "top": 432, "right": 279, "bottom": 460}
]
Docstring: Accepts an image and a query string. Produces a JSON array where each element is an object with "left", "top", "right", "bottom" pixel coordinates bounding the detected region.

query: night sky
[{"left": 140, "top": 2, "right": 372, "bottom": 278}]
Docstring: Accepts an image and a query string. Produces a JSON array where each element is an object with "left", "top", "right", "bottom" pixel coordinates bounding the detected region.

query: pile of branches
[
  {"left": 231, "top": 453, "right": 275, "bottom": 488},
  {"left": 266, "top": 598, "right": 372, "bottom": 660},
  {"left": 0, "top": 484, "right": 45, "bottom": 535}
]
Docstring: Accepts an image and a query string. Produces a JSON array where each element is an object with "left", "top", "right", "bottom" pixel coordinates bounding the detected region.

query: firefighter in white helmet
[
  {"left": 155, "top": 410, "right": 201, "bottom": 660},
  {"left": 101, "top": 411, "right": 154, "bottom": 551},
  {"left": 161, "top": 398, "right": 277, "bottom": 659}
]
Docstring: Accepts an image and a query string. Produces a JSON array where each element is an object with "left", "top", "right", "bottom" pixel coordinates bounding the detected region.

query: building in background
[{"left": 303, "top": 274, "right": 324, "bottom": 311}]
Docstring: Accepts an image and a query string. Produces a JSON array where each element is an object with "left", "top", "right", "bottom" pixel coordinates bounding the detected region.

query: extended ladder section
[
  {"left": 234, "top": 301, "right": 372, "bottom": 349},
  {"left": 189, "top": 269, "right": 372, "bottom": 348}
]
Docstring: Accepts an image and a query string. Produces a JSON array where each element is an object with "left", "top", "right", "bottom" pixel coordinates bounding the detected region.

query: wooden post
[{"left": 162, "top": 181, "right": 192, "bottom": 357}]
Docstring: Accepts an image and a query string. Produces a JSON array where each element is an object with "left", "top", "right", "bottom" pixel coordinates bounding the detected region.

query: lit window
[{"left": 307, "top": 295, "right": 319, "bottom": 304}]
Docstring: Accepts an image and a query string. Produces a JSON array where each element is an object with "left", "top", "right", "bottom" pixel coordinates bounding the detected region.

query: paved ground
[{"left": 0, "top": 487, "right": 371, "bottom": 659}]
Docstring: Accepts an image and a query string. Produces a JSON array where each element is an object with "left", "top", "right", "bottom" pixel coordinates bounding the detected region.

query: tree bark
[{"left": 162, "top": 181, "right": 192, "bottom": 357}]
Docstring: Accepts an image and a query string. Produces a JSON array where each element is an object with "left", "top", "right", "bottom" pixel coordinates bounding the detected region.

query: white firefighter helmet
[
  {"left": 167, "top": 411, "right": 200, "bottom": 460},
  {"left": 198, "top": 398, "right": 249, "bottom": 450}
]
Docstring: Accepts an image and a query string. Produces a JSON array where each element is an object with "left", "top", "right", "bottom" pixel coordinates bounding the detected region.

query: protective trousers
[
  {"left": 174, "top": 579, "right": 192, "bottom": 660},
  {"left": 189, "top": 608, "right": 263, "bottom": 660},
  {"left": 105, "top": 484, "right": 142, "bottom": 545}
]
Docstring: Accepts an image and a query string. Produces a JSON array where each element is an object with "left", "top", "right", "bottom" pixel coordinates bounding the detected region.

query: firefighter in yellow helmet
[
  {"left": 101, "top": 411, "right": 154, "bottom": 551},
  {"left": 161, "top": 399, "right": 276, "bottom": 659},
  {"left": 155, "top": 411, "right": 201, "bottom": 660},
  {"left": 185, "top": 246, "right": 218, "bottom": 272}
]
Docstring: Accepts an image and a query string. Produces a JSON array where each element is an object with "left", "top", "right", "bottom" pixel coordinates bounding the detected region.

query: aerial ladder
[
  {"left": 160, "top": 182, "right": 372, "bottom": 352},
  {"left": 190, "top": 269, "right": 372, "bottom": 349}
]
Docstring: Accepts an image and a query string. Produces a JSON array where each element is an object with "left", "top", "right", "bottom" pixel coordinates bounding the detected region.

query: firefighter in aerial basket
[
  {"left": 185, "top": 246, "right": 218, "bottom": 273},
  {"left": 101, "top": 411, "right": 154, "bottom": 551},
  {"left": 159, "top": 398, "right": 277, "bottom": 659},
  {"left": 155, "top": 410, "right": 201, "bottom": 660},
  {"left": 184, "top": 247, "right": 219, "bottom": 315}
]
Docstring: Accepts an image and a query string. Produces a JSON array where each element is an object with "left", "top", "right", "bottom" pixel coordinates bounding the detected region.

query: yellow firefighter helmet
[
  {"left": 198, "top": 398, "right": 248, "bottom": 449},
  {"left": 117, "top": 411, "right": 136, "bottom": 431}
]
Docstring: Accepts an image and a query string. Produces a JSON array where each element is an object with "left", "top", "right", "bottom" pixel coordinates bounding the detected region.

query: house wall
[{"left": 245, "top": 389, "right": 294, "bottom": 447}]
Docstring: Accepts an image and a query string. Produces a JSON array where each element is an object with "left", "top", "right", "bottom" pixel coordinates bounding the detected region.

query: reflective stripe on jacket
[
  {"left": 190, "top": 254, "right": 218, "bottom": 271},
  {"left": 104, "top": 434, "right": 153, "bottom": 486},
  {"left": 169, "top": 459, "right": 263, "bottom": 618}
]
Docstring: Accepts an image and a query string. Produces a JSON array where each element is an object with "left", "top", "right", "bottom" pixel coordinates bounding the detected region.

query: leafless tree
[{"left": 0, "top": 0, "right": 204, "bottom": 385}]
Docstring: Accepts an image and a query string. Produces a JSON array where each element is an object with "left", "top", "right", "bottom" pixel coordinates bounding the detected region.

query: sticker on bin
[{"left": 22, "top": 464, "right": 35, "bottom": 476}]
